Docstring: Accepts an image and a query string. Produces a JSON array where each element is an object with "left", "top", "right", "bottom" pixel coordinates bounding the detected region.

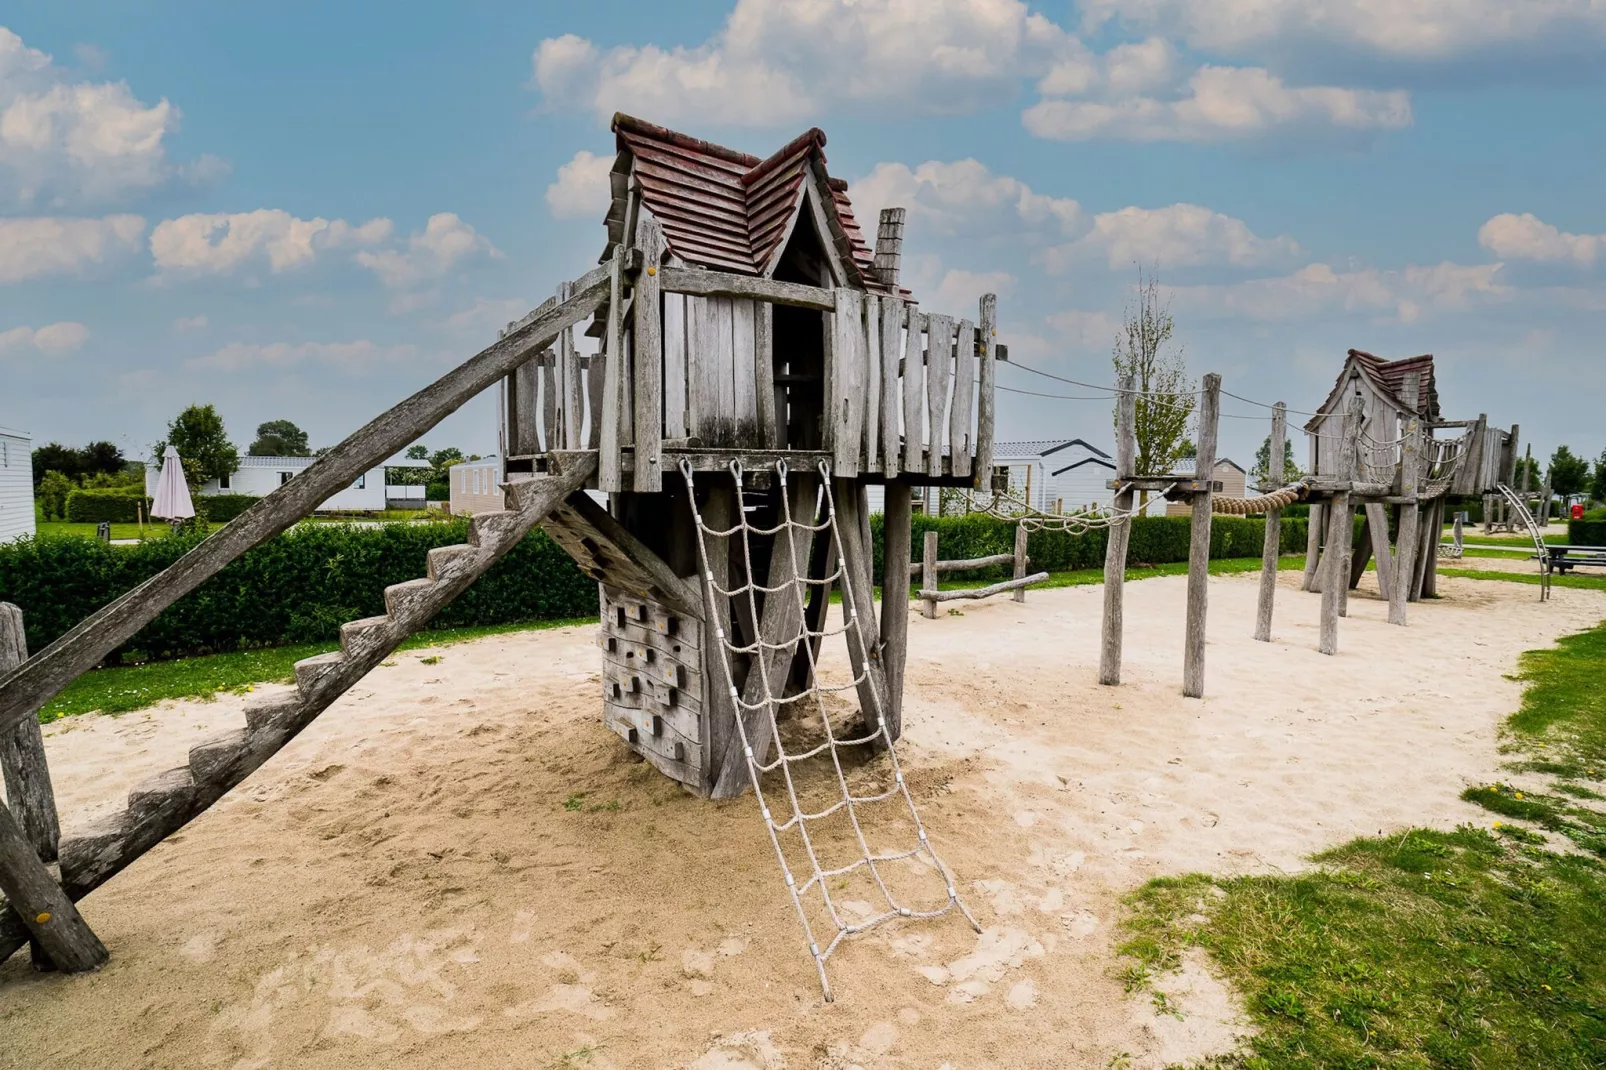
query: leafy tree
[
  {"left": 155, "top": 404, "right": 239, "bottom": 488},
  {"left": 1513, "top": 454, "right": 1541, "bottom": 489},
  {"left": 37, "top": 471, "right": 75, "bottom": 520},
  {"left": 31, "top": 443, "right": 79, "bottom": 488},
  {"left": 1252, "top": 435, "right": 1304, "bottom": 489},
  {"left": 1591, "top": 448, "right": 1606, "bottom": 504},
  {"left": 405, "top": 444, "right": 429, "bottom": 460},
  {"left": 248, "top": 419, "right": 311, "bottom": 457},
  {"left": 1112, "top": 268, "right": 1194, "bottom": 505},
  {"left": 1547, "top": 445, "right": 1589, "bottom": 498},
  {"left": 29, "top": 441, "right": 123, "bottom": 488}
]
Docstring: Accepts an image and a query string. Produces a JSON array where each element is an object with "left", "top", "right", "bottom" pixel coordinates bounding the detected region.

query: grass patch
[
  {"left": 928, "top": 553, "right": 1306, "bottom": 596},
  {"left": 39, "top": 616, "right": 596, "bottom": 721},
  {"left": 35, "top": 520, "right": 224, "bottom": 541},
  {"left": 1440, "top": 567, "right": 1606, "bottom": 592},
  {"left": 1121, "top": 617, "right": 1606, "bottom": 1067}
]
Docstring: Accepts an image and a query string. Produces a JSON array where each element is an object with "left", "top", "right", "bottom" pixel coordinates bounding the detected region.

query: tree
[
  {"left": 1591, "top": 448, "right": 1606, "bottom": 505},
  {"left": 248, "top": 419, "right": 311, "bottom": 457},
  {"left": 1513, "top": 454, "right": 1541, "bottom": 489},
  {"left": 1112, "top": 268, "right": 1195, "bottom": 505},
  {"left": 405, "top": 444, "right": 429, "bottom": 460},
  {"left": 1252, "top": 434, "right": 1303, "bottom": 489},
  {"left": 1547, "top": 445, "right": 1589, "bottom": 499},
  {"left": 29, "top": 441, "right": 123, "bottom": 488},
  {"left": 156, "top": 404, "right": 239, "bottom": 487},
  {"left": 37, "top": 471, "right": 75, "bottom": 519}
]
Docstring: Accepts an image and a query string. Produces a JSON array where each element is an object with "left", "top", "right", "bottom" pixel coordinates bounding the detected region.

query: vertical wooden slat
[
  {"left": 949, "top": 316, "right": 975, "bottom": 479},
  {"left": 924, "top": 314, "right": 953, "bottom": 478},
  {"left": 829, "top": 288, "right": 865, "bottom": 478},
  {"left": 901, "top": 302, "right": 923, "bottom": 475},
  {"left": 556, "top": 281, "right": 580, "bottom": 449},
  {"left": 541, "top": 351, "right": 558, "bottom": 452},
  {"left": 1254, "top": 402, "right": 1286, "bottom": 642},
  {"left": 921, "top": 530, "right": 939, "bottom": 619},
  {"left": 754, "top": 301, "right": 777, "bottom": 448},
  {"left": 688, "top": 297, "right": 718, "bottom": 442},
  {"left": 975, "top": 294, "right": 997, "bottom": 492},
  {"left": 731, "top": 298, "right": 757, "bottom": 439},
  {"left": 1010, "top": 523, "right": 1028, "bottom": 603},
  {"left": 597, "top": 253, "right": 623, "bottom": 488},
  {"left": 1099, "top": 377, "right": 1136, "bottom": 685},
  {"left": 879, "top": 481, "right": 911, "bottom": 741},
  {"left": 880, "top": 297, "right": 902, "bottom": 474},
  {"left": 1320, "top": 394, "right": 1363, "bottom": 655},
  {"left": 632, "top": 219, "right": 664, "bottom": 491},
  {"left": 832, "top": 478, "right": 889, "bottom": 739},
  {"left": 514, "top": 359, "right": 540, "bottom": 454},
  {"left": 1364, "top": 502, "right": 1394, "bottom": 601},
  {"left": 863, "top": 296, "right": 882, "bottom": 473},
  {"left": 1182, "top": 373, "right": 1220, "bottom": 698},
  {"left": 0, "top": 605, "right": 57, "bottom": 863},
  {"left": 1390, "top": 375, "right": 1422, "bottom": 626},
  {"left": 714, "top": 296, "right": 736, "bottom": 429},
  {"left": 587, "top": 356, "right": 605, "bottom": 452},
  {"left": 663, "top": 291, "right": 688, "bottom": 440}
]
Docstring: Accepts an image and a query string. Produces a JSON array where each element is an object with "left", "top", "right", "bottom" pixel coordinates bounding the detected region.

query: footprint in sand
[
  {"left": 510, "top": 909, "right": 535, "bottom": 944},
  {"left": 1005, "top": 980, "right": 1039, "bottom": 1010},
  {"left": 1061, "top": 910, "right": 1099, "bottom": 938},
  {"left": 687, "top": 1029, "right": 785, "bottom": 1069},
  {"left": 179, "top": 930, "right": 218, "bottom": 963},
  {"left": 912, "top": 927, "right": 1045, "bottom": 1004}
]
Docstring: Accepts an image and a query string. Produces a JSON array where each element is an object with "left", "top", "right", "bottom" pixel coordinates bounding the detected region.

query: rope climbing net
[
  {"left": 972, "top": 488, "right": 1138, "bottom": 532},
  {"left": 680, "top": 458, "right": 979, "bottom": 1001}
]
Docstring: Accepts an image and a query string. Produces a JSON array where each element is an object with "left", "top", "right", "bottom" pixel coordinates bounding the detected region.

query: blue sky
[{"left": 2, "top": 0, "right": 1603, "bottom": 471}]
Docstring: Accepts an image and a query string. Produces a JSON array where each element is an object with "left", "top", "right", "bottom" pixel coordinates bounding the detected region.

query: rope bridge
[
  {"left": 681, "top": 458, "right": 979, "bottom": 1001},
  {"left": 1209, "top": 481, "right": 1309, "bottom": 516}
]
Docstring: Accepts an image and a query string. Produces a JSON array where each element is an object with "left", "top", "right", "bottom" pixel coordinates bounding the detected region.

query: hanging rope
[
  {"left": 1210, "top": 481, "right": 1310, "bottom": 516},
  {"left": 971, "top": 488, "right": 1139, "bottom": 532},
  {"left": 681, "top": 458, "right": 979, "bottom": 1002}
]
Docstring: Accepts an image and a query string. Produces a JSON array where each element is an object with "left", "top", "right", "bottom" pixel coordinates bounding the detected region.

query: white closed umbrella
[{"left": 151, "top": 445, "right": 195, "bottom": 520}]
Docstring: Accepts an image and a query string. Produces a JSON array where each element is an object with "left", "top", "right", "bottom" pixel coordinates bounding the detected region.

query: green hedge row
[
  {"left": 0, "top": 520, "right": 598, "bottom": 663},
  {"left": 1568, "top": 519, "right": 1606, "bottom": 546},
  {"left": 64, "top": 488, "right": 151, "bottom": 523},
  {"left": 870, "top": 512, "right": 1310, "bottom": 583}
]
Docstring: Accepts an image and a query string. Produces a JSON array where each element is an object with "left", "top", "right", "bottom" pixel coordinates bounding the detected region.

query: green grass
[
  {"left": 40, "top": 616, "right": 596, "bottom": 721},
  {"left": 35, "top": 520, "right": 224, "bottom": 541},
  {"left": 1120, "top": 617, "right": 1606, "bottom": 1068},
  {"left": 928, "top": 552, "right": 1307, "bottom": 596},
  {"left": 1440, "top": 567, "right": 1606, "bottom": 591}
]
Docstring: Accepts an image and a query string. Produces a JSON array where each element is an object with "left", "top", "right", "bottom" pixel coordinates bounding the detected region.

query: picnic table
[{"left": 1534, "top": 543, "right": 1606, "bottom": 599}]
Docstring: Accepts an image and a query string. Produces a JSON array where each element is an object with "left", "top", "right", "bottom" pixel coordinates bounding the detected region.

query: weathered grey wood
[
  {"left": 542, "top": 353, "right": 559, "bottom": 450},
  {"left": 1254, "top": 402, "right": 1286, "bottom": 642},
  {"left": 709, "top": 471, "right": 820, "bottom": 799},
  {"left": 1182, "top": 373, "right": 1221, "bottom": 698},
  {"left": 901, "top": 302, "right": 924, "bottom": 475},
  {"left": 1364, "top": 502, "right": 1394, "bottom": 601},
  {"left": 1452, "top": 512, "right": 1464, "bottom": 550},
  {"left": 863, "top": 297, "right": 882, "bottom": 474},
  {"left": 921, "top": 530, "right": 939, "bottom": 619},
  {"left": 754, "top": 300, "right": 777, "bottom": 449},
  {"left": 687, "top": 295, "right": 720, "bottom": 444},
  {"left": 1420, "top": 498, "right": 1443, "bottom": 598},
  {"left": 1537, "top": 473, "right": 1552, "bottom": 526},
  {"left": 949, "top": 317, "right": 975, "bottom": 479},
  {"left": 699, "top": 484, "right": 740, "bottom": 797},
  {"left": 828, "top": 288, "right": 866, "bottom": 477},
  {"left": 714, "top": 297, "right": 736, "bottom": 427},
  {"left": 659, "top": 266, "right": 836, "bottom": 311},
  {"left": 1336, "top": 394, "right": 1365, "bottom": 620},
  {"left": 512, "top": 358, "right": 541, "bottom": 454},
  {"left": 1350, "top": 513, "right": 1376, "bottom": 589},
  {"left": 597, "top": 256, "right": 623, "bottom": 488},
  {"left": 554, "top": 280, "right": 580, "bottom": 450},
  {"left": 0, "top": 606, "right": 57, "bottom": 866},
  {"left": 832, "top": 478, "right": 891, "bottom": 741},
  {"left": 1010, "top": 523, "right": 1029, "bottom": 604},
  {"left": 0, "top": 271, "right": 611, "bottom": 734},
  {"left": 974, "top": 294, "right": 997, "bottom": 491},
  {"left": 932, "top": 552, "right": 1018, "bottom": 573},
  {"left": 1302, "top": 502, "right": 1324, "bottom": 592},
  {"left": 0, "top": 800, "right": 106, "bottom": 972},
  {"left": 1319, "top": 396, "right": 1363, "bottom": 654},
  {"left": 1100, "top": 376, "right": 1136, "bottom": 685},
  {"left": 732, "top": 297, "right": 757, "bottom": 436},
  {"left": 926, "top": 573, "right": 1049, "bottom": 602},
  {"left": 632, "top": 219, "right": 665, "bottom": 492},
  {"left": 880, "top": 296, "right": 903, "bottom": 474},
  {"left": 925, "top": 315, "right": 953, "bottom": 478},
  {"left": 878, "top": 481, "right": 911, "bottom": 742},
  {"left": 1389, "top": 375, "right": 1421, "bottom": 626},
  {"left": 663, "top": 291, "right": 688, "bottom": 440}
]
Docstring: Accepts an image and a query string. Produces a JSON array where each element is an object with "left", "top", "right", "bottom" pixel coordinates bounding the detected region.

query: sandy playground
[{"left": 3, "top": 568, "right": 1603, "bottom": 1069}]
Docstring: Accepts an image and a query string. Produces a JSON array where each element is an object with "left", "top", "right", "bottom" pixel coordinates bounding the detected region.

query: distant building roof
[
  {"left": 993, "top": 438, "right": 1111, "bottom": 461},
  {"left": 1173, "top": 456, "right": 1245, "bottom": 476},
  {"left": 1305, "top": 349, "right": 1440, "bottom": 431}
]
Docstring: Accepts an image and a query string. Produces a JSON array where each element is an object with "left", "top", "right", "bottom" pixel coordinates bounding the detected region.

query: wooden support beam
[
  {"left": 1254, "top": 402, "right": 1286, "bottom": 642},
  {"left": 832, "top": 478, "right": 891, "bottom": 742},
  {"left": 974, "top": 294, "right": 997, "bottom": 492},
  {"left": 1302, "top": 502, "right": 1324, "bottom": 593},
  {"left": 1364, "top": 503, "right": 1394, "bottom": 601},
  {"left": 879, "top": 297, "right": 902, "bottom": 474},
  {"left": 878, "top": 481, "right": 911, "bottom": 742},
  {"left": 926, "top": 573, "right": 1049, "bottom": 602},
  {"left": 1350, "top": 512, "right": 1375, "bottom": 589},
  {"left": 658, "top": 266, "right": 836, "bottom": 311},
  {"left": 921, "top": 530, "right": 939, "bottom": 619},
  {"left": 1389, "top": 374, "right": 1422, "bottom": 626},
  {"left": 1420, "top": 498, "right": 1443, "bottom": 598},
  {"left": 0, "top": 800, "right": 107, "bottom": 973},
  {"left": 1100, "top": 377, "right": 1136, "bottom": 685},
  {"left": 0, "top": 606, "right": 57, "bottom": 864},
  {"left": 598, "top": 256, "right": 624, "bottom": 490},
  {"left": 1011, "top": 523, "right": 1029, "bottom": 603},
  {"left": 631, "top": 219, "right": 664, "bottom": 492},
  {"left": 1182, "top": 373, "right": 1220, "bottom": 698},
  {"left": 925, "top": 315, "right": 953, "bottom": 479},
  {"left": 1320, "top": 394, "right": 1363, "bottom": 654},
  {"left": 0, "top": 267, "right": 612, "bottom": 734}
]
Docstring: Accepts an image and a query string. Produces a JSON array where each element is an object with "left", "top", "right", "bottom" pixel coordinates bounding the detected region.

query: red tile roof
[
  {"left": 1348, "top": 349, "right": 1439, "bottom": 418},
  {"left": 604, "top": 114, "right": 889, "bottom": 293}
]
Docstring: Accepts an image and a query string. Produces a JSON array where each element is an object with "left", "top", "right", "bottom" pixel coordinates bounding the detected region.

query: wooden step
[
  {"left": 339, "top": 615, "right": 396, "bottom": 660},
  {"left": 293, "top": 651, "right": 345, "bottom": 693},
  {"left": 383, "top": 577, "right": 435, "bottom": 619},
  {"left": 426, "top": 544, "right": 483, "bottom": 582},
  {"left": 468, "top": 510, "right": 522, "bottom": 551}
]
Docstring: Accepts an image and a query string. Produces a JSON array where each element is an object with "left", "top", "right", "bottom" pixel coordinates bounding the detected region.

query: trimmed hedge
[
  {"left": 64, "top": 488, "right": 152, "bottom": 523},
  {"left": 201, "top": 494, "right": 261, "bottom": 523},
  {"left": 0, "top": 520, "right": 598, "bottom": 663},
  {"left": 1568, "top": 519, "right": 1606, "bottom": 546}
]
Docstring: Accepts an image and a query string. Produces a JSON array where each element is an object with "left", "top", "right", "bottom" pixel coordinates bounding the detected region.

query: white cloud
[
  {"left": 1024, "top": 65, "right": 1411, "bottom": 143},
  {"left": 1478, "top": 213, "right": 1602, "bottom": 267},
  {"left": 1080, "top": 0, "right": 1606, "bottom": 63},
  {"left": 0, "top": 320, "right": 89, "bottom": 355},
  {"left": 1064, "top": 203, "right": 1303, "bottom": 270},
  {"left": 150, "top": 210, "right": 393, "bottom": 276},
  {"left": 0, "top": 26, "right": 196, "bottom": 205},
  {"left": 852, "top": 159, "right": 1083, "bottom": 238},
  {"left": 532, "top": 0, "right": 1071, "bottom": 124},
  {"left": 186, "top": 339, "right": 418, "bottom": 372},
  {"left": 0, "top": 214, "right": 144, "bottom": 283},
  {"left": 1167, "top": 260, "right": 1506, "bottom": 323},
  {"left": 442, "top": 296, "right": 534, "bottom": 334},
  {"left": 355, "top": 213, "right": 500, "bottom": 289},
  {"left": 546, "top": 150, "right": 614, "bottom": 220},
  {"left": 932, "top": 269, "right": 1016, "bottom": 311},
  {"left": 172, "top": 314, "right": 207, "bottom": 332},
  {"left": 1046, "top": 309, "right": 1123, "bottom": 351}
]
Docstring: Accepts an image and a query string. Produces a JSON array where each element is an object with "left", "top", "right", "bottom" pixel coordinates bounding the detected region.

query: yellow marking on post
[{"left": 35, "top": 912, "right": 51, "bottom": 924}]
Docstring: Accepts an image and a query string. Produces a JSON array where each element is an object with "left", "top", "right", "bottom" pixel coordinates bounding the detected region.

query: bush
[
  {"left": 1568, "top": 518, "right": 1606, "bottom": 547},
  {"left": 426, "top": 480, "right": 449, "bottom": 501},
  {"left": 0, "top": 520, "right": 599, "bottom": 664},
  {"left": 37, "top": 471, "right": 75, "bottom": 520},
  {"left": 201, "top": 494, "right": 260, "bottom": 523},
  {"left": 64, "top": 488, "right": 153, "bottom": 523}
]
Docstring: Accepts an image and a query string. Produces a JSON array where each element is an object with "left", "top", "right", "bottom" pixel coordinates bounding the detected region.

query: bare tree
[{"left": 1113, "top": 268, "right": 1195, "bottom": 505}]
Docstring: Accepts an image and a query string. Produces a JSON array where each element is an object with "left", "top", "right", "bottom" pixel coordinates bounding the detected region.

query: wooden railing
[{"left": 917, "top": 527, "right": 1046, "bottom": 618}]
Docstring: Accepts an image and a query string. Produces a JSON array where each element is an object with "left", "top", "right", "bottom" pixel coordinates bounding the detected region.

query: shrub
[
  {"left": 37, "top": 471, "right": 76, "bottom": 520},
  {"left": 201, "top": 494, "right": 260, "bottom": 523},
  {"left": 64, "top": 487, "right": 153, "bottom": 523},
  {"left": 1568, "top": 518, "right": 1606, "bottom": 547}
]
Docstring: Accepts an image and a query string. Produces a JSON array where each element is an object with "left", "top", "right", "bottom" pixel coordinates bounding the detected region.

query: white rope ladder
[{"left": 681, "top": 458, "right": 979, "bottom": 1001}]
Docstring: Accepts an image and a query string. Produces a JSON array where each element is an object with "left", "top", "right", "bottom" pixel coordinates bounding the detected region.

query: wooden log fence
[{"left": 918, "top": 529, "right": 1047, "bottom": 619}]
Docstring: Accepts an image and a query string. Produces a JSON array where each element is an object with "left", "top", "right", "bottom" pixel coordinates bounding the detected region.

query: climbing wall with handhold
[{"left": 599, "top": 588, "right": 705, "bottom": 789}]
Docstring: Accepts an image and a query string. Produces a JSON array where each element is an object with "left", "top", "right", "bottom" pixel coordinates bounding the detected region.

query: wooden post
[
  {"left": 833, "top": 478, "right": 891, "bottom": 741},
  {"left": 1254, "top": 402, "right": 1286, "bottom": 642},
  {"left": 901, "top": 302, "right": 923, "bottom": 476},
  {"left": 0, "top": 606, "right": 58, "bottom": 864},
  {"left": 1453, "top": 512, "right": 1464, "bottom": 551},
  {"left": 1421, "top": 499, "right": 1443, "bottom": 597},
  {"left": 1182, "top": 373, "right": 1220, "bottom": 698},
  {"left": 1389, "top": 375, "right": 1421, "bottom": 626},
  {"left": 1363, "top": 503, "right": 1394, "bottom": 600},
  {"left": 1099, "top": 376, "right": 1136, "bottom": 685},
  {"left": 975, "top": 294, "right": 997, "bottom": 490},
  {"left": 1320, "top": 394, "right": 1363, "bottom": 653},
  {"left": 879, "top": 481, "right": 911, "bottom": 741},
  {"left": 1537, "top": 472, "right": 1552, "bottom": 526},
  {"left": 1011, "top": 523, "right": 1029, "bottom": 603},
  {"left": 598, "top": 254, "right": 625, "bottom": 491},
  {"left": 632, "top": 219, "right": 664, "bottom": 492},
  {"left": 1302, "top": 502, "right": 1324, "bottom": 592},
  {"left": 0, "top": 800, "right": 107, "bottom": 973},
  {"left": 921, "top": 530, "right": 939, "bottom": 619},
  {"left": 925, "top": 315, "right": 953, "bottom": 478}
]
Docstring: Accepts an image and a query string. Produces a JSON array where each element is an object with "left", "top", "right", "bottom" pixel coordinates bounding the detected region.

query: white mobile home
[
  {"left": 146, "top": 455, "right": 391, "bottom": 512},
  {"left": 449, "top": 456, "right": 505, "bottom": 516},
  {"left": 0, "top": 425, "right": 34, "bottom": 543}
]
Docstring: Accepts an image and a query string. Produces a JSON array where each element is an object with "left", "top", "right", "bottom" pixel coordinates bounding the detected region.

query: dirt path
[{"left": 4, "top": 572, "right": 1602, "bottom": 1069}]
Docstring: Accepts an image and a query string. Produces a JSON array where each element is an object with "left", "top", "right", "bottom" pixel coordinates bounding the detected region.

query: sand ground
[{"left": 3, "top": 570, "right": 1602, "bottom": 1069}]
